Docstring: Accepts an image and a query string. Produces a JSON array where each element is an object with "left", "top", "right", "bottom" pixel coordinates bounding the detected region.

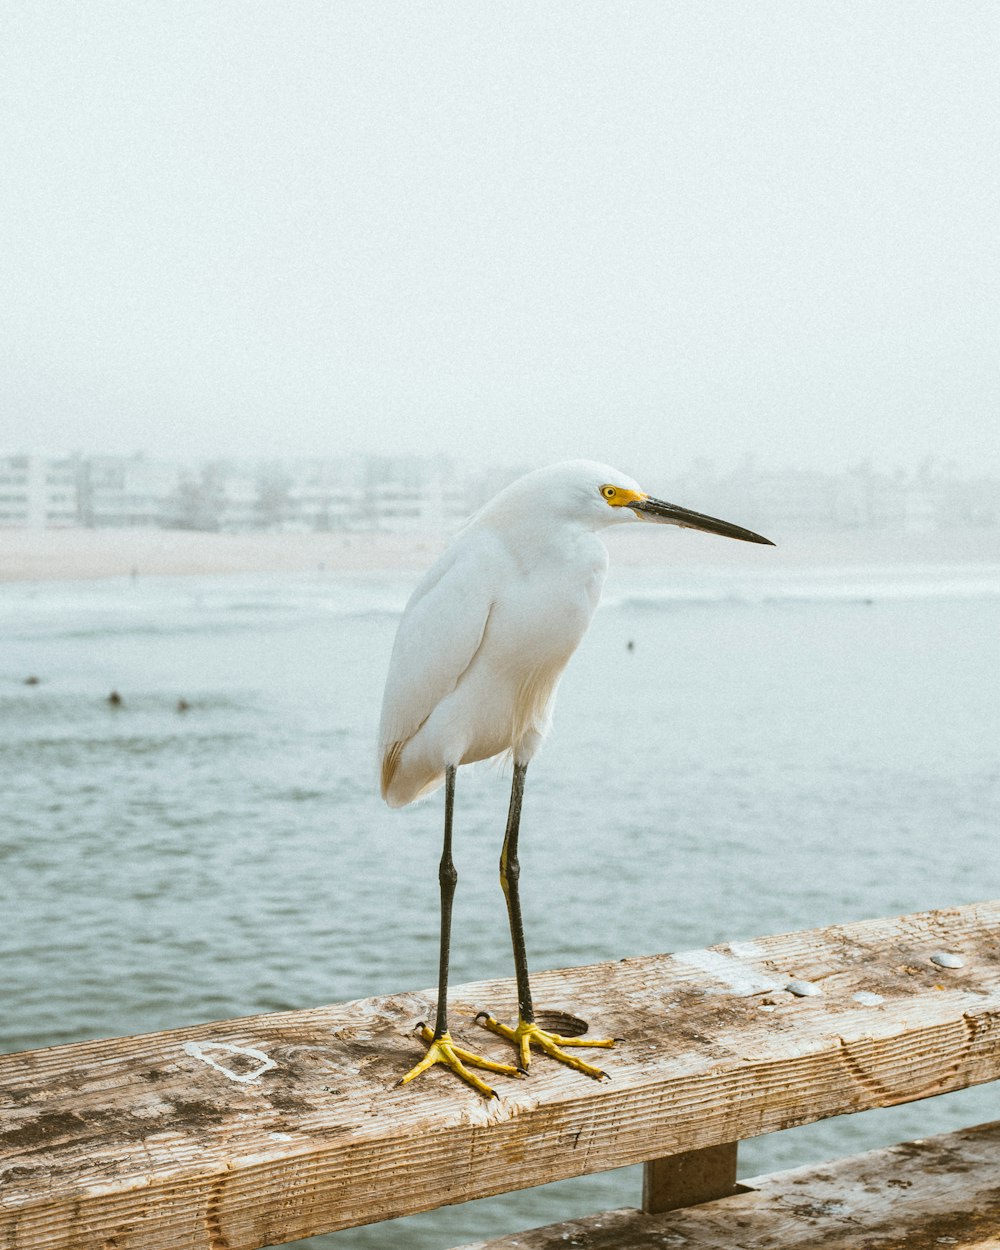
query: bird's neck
[{"left": 480, "top": 512, "right": 608, "bottom": 575}]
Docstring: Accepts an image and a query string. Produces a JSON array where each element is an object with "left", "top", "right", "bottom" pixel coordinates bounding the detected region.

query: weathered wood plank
[
  {"left": 641, "top": 1142, "right": 742, "bottom": 1213},
  {"left": 1, "top": 902, "right": 999, "bottom": 1250},
  {"left": 456, "top": 1119, "right": 1000, "bottom": 1249}
]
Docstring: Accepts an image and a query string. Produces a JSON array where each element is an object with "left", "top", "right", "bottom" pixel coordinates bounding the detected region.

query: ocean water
[{"left": 1, "top": 556, "right": 999, "bottom": 1248}]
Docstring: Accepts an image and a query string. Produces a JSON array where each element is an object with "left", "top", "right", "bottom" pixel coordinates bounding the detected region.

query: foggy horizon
[
  {"left": 6, "top": 442, "right": 999, "bottom": 483},
  {"left": 3, "top": 3, "right": 998, "bottom": 480}
]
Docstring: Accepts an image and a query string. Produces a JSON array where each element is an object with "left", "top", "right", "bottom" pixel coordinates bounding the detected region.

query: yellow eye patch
[{"left": 599, "top": 484, "right": 648, "bottom": 507}]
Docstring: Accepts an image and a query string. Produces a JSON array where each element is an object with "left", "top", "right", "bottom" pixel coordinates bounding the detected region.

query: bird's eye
[{"left": 602, "top": 486, "right": 616, "bottom": 500}]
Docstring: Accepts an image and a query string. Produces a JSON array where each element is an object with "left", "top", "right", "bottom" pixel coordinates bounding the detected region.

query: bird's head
[{"left": 526, "top": 460, "right": 775, "bottom": 545}]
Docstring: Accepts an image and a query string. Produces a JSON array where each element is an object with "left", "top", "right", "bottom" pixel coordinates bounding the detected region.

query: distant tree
[
  {"left": 255, "top": 464, "right": 292, "bottom": 530},
  {"left": 168, "top": 464, "right": 226, "bottom": 530}
]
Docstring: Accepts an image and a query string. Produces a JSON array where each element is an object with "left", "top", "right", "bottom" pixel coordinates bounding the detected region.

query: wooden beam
[
  {"left": 456, "top": 1119, "right": 1000, "bottom": 1249},
  {"left": 1, "top": 902, "right": 999, "bottom": 1250},
  {"left": 641, "top": 1142, "right": 742, "bottom": 1213}
]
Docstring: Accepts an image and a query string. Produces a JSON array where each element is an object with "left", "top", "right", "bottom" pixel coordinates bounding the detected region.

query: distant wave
[
  {"left": 1, "top": 605, "right": 406, "bottom": 642},
  {"left": 1, "top": 566, "right": 998, "bottom": 642},
  {"left": 602, "top": 565, "right": 1000, "bottom": 611},
  {"left": 0, "top": 574, "right": 413, "bottom": 641}
]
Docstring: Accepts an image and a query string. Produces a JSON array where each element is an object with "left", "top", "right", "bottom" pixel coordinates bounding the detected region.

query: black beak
[{"left": 628, "top": 497, "right": 774, "bottom": 546}]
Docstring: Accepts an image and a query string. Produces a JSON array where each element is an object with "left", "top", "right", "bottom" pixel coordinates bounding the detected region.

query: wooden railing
[{"left": 1, "top": 901, "right": 998, "bottom": 1249}]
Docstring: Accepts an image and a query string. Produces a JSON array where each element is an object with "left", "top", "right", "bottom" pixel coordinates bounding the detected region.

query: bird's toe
[{"left": 474, "top": 1013, "right": 616, "bottom": 1080}]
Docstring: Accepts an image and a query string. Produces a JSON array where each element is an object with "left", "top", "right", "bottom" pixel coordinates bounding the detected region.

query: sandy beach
[
  {"left": 0, "top": 528, "right": 448, "bottom": 583},
  {"left": 1, "top": 523, "right": 999, "bottom": 583}
]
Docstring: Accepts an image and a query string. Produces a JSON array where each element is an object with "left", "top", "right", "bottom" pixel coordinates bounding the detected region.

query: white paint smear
[
  {"left": 728, "top": 940, "right": 765, "bottom": 959},
  {"left": 673, "top": 948, "right": 784, "bottom": 996},
  {"left": 183, "top": 1040, "right": 277, "bottom": 1084}
]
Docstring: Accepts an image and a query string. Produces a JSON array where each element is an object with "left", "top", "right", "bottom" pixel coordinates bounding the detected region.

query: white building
[
  {"left": 360, "top": 455, "right": 471, "bottom": 533},
  {"left": 0, "top": 453, "right": 80, "bottom": 528},
  {"left": 82, "top": 455, "right": 182, "bottom": 528},
  {"left": 284, "top": 459, "right": 362, "bottom": 531},
  {"left": 217, "top": 465, "right": 262, "bottom": 532},
  {"left": 367, "top": 477, "right": 469, "bottom": 532}
]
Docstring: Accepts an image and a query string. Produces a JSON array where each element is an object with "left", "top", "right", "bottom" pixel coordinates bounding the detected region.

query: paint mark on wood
[
  {"left": 673, "top": 948, "right": 783, "bottom": 996},
  {"left": 182, "top": 1041, "right": 276, "bottom": 1084}
]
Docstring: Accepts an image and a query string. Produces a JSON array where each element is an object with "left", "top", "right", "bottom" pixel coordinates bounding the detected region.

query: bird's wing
[{"left": 378, "top": 529, "right": 499, "bottom": 793}]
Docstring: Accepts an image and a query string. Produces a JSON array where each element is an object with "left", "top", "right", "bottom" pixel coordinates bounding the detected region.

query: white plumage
[{"left": 378, "top": 460, "right": 642, "bottom": 806}]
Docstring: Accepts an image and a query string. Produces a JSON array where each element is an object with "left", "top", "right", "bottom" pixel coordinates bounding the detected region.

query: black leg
[
  {"left": 399, "top": 762, "right": 523, "bottom": 1096},
  {"left": 433, "top": 764, "right": 458, "bottom": 1040},
  {"left": 499, "top": 761, "right": 535, "bottom": 1026},
  {"left": 477, "top": 759, "right": 614, "bottom": 1078}
]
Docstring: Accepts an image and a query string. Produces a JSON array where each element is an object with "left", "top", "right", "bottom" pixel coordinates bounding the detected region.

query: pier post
[{"left": 642, "top": 1141, "right": 742, "bottom": 1213}]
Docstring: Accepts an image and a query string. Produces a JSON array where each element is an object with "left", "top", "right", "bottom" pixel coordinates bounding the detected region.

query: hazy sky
[{"left": 2, "top": 2, "right": 997, "bottom": 476}]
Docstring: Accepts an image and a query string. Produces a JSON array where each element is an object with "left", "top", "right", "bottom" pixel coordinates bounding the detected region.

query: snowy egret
[{"left": 378, "top": 460, "right": 773, "bottom": 1096}]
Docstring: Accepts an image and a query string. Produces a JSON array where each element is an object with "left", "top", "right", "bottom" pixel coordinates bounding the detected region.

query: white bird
[{"left": 378, "top": 459, "right": 773, "bottom": 1097}]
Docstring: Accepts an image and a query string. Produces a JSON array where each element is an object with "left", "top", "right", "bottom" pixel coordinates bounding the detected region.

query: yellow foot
[
  {"left": 475, "top": 1012, "right": 615, "bottom": 1079},
  {"left": 398, "top": 1023, "right": 525, "bottom": 1098}
]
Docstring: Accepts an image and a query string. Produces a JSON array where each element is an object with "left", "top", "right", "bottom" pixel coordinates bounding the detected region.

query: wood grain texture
[
  {"left": 1, "top": 902, "right": 999, "bottom": 1250},
  {"left": 642, "top": 1142, "right": 741, "bottom": 1213},
  {"left": 457, "top": 1119, "right": 1000, "bottom": 1249}
]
